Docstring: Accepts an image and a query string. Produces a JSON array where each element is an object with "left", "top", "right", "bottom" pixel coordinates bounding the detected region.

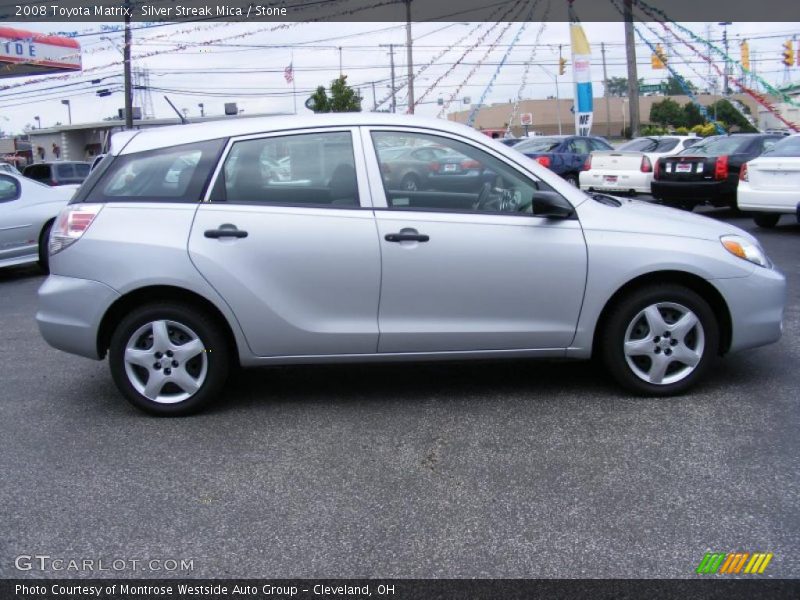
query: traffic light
[
  {"left": 782, "top": 39, "right": 794, "bottom": 67},
  {"left": 651, "top": 44, "right": 667, "bottom": 69},
  {"left": 740, "top": 40, "right": 750, "bottom": 71},
  {"left": 558, "top": 57, "right": 567, "bottom": 76}
]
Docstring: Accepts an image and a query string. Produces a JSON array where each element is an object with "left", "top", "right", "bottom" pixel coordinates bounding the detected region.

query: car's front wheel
[
  {"left": 109, "top": 303, "right": 229, "bottom": 416},
  {"left": 601, "top": 285, "right": 719, "bottom": 396}
]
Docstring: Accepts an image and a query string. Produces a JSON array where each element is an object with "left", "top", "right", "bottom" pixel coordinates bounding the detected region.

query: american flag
[{"left": 284, "top": 63, "right": 294, "bottom": 84}]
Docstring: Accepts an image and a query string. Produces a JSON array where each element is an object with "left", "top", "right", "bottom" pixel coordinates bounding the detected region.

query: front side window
[
  {"left": 86, "top": 139, "right": 224, "bottom": 203},
  {"left": 212, "top": 131, "right": 359, "bottom": 207},
  {"left": 372, "top": 131, "right": 556, "bottom": 214},
  {"left": 0, "top": 175, "right": 21, "bottom": 202}
]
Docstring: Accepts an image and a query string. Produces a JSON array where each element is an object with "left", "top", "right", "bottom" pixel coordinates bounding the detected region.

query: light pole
[
  {"left": 537, "top": 65, "right": 562, "bottom": 135},
  {"left": 34, "top": 116, "right": 41, "bottom": 129},
  {"left": 198, "top": 103, "right": 205, "bottom": 117},
  {"left": 61, "top": 99, "right": 72, "bottom": 125},
  {"left": 622, "top": 98, "right": 628, "bottom": 138}
]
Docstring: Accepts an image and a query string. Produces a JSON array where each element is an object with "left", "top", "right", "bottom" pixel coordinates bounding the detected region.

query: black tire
[
  {"left": 601, "top": 284, "right": 719, "bottom": 396},
  {"left": 109, "top": 303, "right": 230, "bottom": 416},
  {"left": 753, "top": 212, "right": 780, "bottom": 228},
  {"left": 38, "top": 220, "right": 53, "bottom": 274},
  {"left": 400, "top": 173, "right": 420, "bottom": 191},
  {"left": 563, "top": 173, "right": 579, "bottom": 187}
]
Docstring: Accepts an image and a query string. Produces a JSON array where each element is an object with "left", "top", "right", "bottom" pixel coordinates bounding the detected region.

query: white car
[
  {"left": 580, "top": 136, "right": 700, "bottom": 195},
  {"left": 737, "top": 134, "right": 800, "bottom": 228},
  {"left": 0, "top": 171, "right": 76, "bottom": 271}
]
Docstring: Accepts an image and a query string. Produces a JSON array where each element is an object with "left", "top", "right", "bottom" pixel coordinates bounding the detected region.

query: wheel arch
[
  {"left": 96, "top": 285, "right": 240, "bottom": 365},
  {"left": 591, "top": 270, "right": 733, "bottom": 357}
]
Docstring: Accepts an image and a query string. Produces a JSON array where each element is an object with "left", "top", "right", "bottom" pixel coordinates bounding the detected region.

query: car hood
[{"left": 577, "top": 196, "right": 756, "bottom": 243}]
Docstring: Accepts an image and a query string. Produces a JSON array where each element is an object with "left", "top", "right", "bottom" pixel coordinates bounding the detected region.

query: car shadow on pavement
[{"left": 0, "top": 264, "right": 46, "bottom": 283}]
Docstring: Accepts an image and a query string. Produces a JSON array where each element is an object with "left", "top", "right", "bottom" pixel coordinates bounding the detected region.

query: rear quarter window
[{"left": 84, "top": 139, "right": 225, "bottom": 203}]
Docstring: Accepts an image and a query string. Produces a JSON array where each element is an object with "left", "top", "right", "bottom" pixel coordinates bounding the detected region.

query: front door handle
[
  {"left": 385, "top": 232, "right": 429, "bottom": 243},
  {"left": 204, "top": 224, "right": 248, "bottom": 239}
]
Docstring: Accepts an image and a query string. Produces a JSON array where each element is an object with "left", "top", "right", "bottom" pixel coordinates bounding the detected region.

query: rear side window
[
  {"left": 210, "top": 131, "right": 359, "bottom": 207},
  {"left": 762, "top": 136, "right": 800, "bottom": 157},
  {"left": 25, "top": 165, "right": 50, "bottom": 181},
  {"left": 653, "top": 138, "right": 680, "bottom": 152},
  {"left": 0, "top": 175, "right": 21, "bottom": 202},
  {"left": 85, "top": 139, "right": 224, "bottom": 203}
]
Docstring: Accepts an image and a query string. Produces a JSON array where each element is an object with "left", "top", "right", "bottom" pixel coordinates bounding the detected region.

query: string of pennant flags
[
  {"left": 506, "top": 1, "right": 552, "bottom": 135},
  {"left": 466, "top": 0, "right": 544, "bottom": 127},
  {"left": 435, "top": 0, "right": 528, "bottom": 117},
  {"left": 413, "top": 0, "right": 526, "bottom": 111}
]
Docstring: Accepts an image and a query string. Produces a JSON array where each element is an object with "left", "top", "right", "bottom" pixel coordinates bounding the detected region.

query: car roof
[{"left": 113, "top": 113, "right": 498, "bottom": 156}]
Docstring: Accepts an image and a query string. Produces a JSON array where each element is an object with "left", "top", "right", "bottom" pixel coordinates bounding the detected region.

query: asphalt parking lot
[{"left": 1, "top": 206, "right": 798, "bottom": 579}]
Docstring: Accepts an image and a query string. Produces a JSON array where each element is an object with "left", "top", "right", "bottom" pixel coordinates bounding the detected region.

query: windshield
[
  {"left": 679, "top": 136, "right": 751, "bottom": 156},
  {"left": 761, "top": 136, "right": 800, "bottom": 157},
  {"left": 514, "top": 138, "right": 563, "bottom": 153}
]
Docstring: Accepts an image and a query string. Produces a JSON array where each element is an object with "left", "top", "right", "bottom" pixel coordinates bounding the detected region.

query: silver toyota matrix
[{"left": 36, "top": 114, "right": 786, "bottom": 415}]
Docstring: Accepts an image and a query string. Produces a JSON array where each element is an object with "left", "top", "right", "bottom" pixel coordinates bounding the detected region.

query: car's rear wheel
[
  {"left": 38, "top": 220, "right": 53, "bottom": 274},
  {"left": 753, "top": 212, "right": 780, "bottom": 228},
  {"left": 109, "top": 303, "right": 229, "bottom": 416},
  {"left": 601, "top": 285, "right": 719, "bottom": 396}
]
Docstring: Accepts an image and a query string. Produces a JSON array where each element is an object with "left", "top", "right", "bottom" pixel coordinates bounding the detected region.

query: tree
[
  {"left": 307, "top": 75, "right": 362, "bottom": 113},
  {"left": 649, "top": 98, "right": 685, "bottom": 127},
  {"left": 605, "top": 76, "right": 645, "bottom": 97},
  {"left": 662, "top": 76, "right": 698, "bottom": 96},
  {"left": 708, "top": 100, "right": 757, "bottom": 133},
  {"left": 682, "top": 102, "right": 706, "bottom": 128}
]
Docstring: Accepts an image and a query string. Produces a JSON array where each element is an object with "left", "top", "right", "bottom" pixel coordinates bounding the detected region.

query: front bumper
[
  {"left": 713, "top": 266, "right": 786, "bottom": 353},
  {"left": 36, "top": 275, "right": 120, "bottom": 360},
  {"left": 651, "top": 180, "right": 732, "bottom": 204}
]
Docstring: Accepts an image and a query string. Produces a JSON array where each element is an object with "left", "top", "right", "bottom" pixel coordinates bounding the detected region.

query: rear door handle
[
  {"left": 204, "top": 224, "right": 248, "bottom": 239},
  {"left": 385, "top": 232, "right": 429, "bottom": 243}
]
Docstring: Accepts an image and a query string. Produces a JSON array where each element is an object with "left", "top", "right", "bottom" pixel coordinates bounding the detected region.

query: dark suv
[
  {"left": 651, "top": 134, "right": 783, "bottom": 210},
  {"left": 23, "top": 161, "right": 91, "bottom": 187}
]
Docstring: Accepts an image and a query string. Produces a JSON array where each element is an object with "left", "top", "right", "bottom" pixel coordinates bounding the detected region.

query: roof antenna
[{"left": 164, "top": 95, "right": 188, "bottom": 124}]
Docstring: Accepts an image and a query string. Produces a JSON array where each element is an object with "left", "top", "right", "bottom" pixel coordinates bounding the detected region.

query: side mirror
[{"left": 531, "top": 191, "right": 574, "bottom": 219}]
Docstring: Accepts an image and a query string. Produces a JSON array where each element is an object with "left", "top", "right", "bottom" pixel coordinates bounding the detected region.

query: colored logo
[{"left": 696, "top": 552, "right": 773, "bottom": 575}]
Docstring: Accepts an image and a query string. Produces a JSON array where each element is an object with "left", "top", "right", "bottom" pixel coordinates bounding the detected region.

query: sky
[{"left": 1, "top": 18, "right": 798, "bottom": 135}]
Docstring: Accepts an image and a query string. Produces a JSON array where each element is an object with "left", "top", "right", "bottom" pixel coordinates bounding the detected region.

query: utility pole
[
  {"left": 371, "top": 81, "right": 377, "bottom": 111},
  {"left": 556, "top": 46, "right": 563, "bottom": 135},
  {"left": 388, "top": 44, "right": 397, "bottom": 113},
  {"left": 719, "top": 22, "right": 732, "bottom": 95},
  {"left": 405, "top": 0, "right": 414, "bottom": 113},
  {"left": 338, "top": 47, "right": 343, "bottom": 77},
  {"left": 601, "top": 42, "right": 611, "bottom": 138},
  {"left": 123, "top": 0, "right": 133, "bottom": 129},
  {"left": 623, "top": 0, "right": 640, "bottom": 138}
]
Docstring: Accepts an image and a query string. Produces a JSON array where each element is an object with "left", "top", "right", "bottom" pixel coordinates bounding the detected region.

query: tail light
[
  {"left": 582, "top": 155, "right": 592, "bottom": 171},
  {"left": 640, "top": 156, "right": 652, "bottom": 173},
  {"left": 536, "top": 156, "right": 551, "bottom": 169},
  {"left": 714, "top": 155, "right": 729, "bottom": 181},
  {"left": 739, "top": 162, "right": 749, "bottom": 182},
  {"left": 49, "top": 204, "right": 103, "bottom": 255},
  {"left": 461, "top": 159, "right": 481, "bottom": 170},
  {"left": 428, "top": 161, "right": 440, "bottom": 172}
]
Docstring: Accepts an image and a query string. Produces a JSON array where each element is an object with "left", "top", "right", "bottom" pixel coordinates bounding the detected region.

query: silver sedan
[{"left": 0, "top": 172, "right": 76, "bottom": 271}]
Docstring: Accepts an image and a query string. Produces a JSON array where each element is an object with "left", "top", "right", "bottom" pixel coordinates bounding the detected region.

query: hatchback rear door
[{"left": 188, "top": 128, "right": 381, "bottom": 358}]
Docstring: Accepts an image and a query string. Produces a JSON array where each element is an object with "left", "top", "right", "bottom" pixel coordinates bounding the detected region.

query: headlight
[{"left": 720, "top": 235, "right": 771, "bottom": 268}]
